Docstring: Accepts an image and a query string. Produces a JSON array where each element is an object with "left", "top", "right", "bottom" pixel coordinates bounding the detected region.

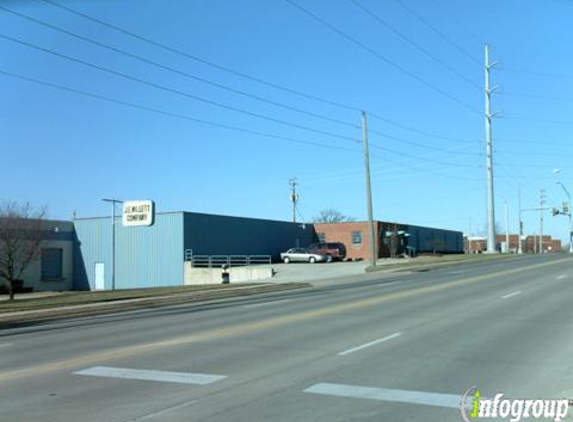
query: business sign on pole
[{"left": 122, "top": 200, "right": 155, "bottom": 227}]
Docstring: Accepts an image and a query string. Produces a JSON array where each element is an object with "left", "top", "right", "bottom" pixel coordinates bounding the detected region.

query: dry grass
[
  {"left": 366, "top": 253, "right": 523, "bottom": 272},
  {"left": 0, "top": 283, "right": 259, "bottom": 313}
]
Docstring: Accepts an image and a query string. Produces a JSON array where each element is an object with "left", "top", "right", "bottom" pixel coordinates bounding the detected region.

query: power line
[
  {"left": 0, "top": 5, "right": 361, "bottom": 130},
  {"left": 0, "top": 69, "right": 362, "bottom": 154},
  {"left": 495, "top": 149, "right": 573, "bottom": 159},
  {"left": 504, "top": 116, "right": 573, "bottom": 126},
  {"left": 393, "top": 0, "right": 481, "bottom": 66},
  {"left": 2, "top": 67, "right": 478, "bottom": 172},
  {"left": 370, "top": 151, "right": 479, "bottom": 181},
  {"left": 284, "top": 0, "right": 482, "bottom": 115},
  {"left": 348, "top": 0, "right": 481, "bottom": 90},
  {"left": 498, "top": 67, "right": 573, "bottom": 80},
  {"left": 0, "top": 33, "right": 359, "bottom": 143},
  {"left": 497, "top": 138, "right": 573, "bottom": 148},
  {"left": 2, "top": 33, "right": 481, "bottom": 164},
  {"left": 368, "top": 112, "right": 478, "bottom": 144},
  {"left": 37, "top": 0, "right": 361, "bottom": 113},
  {"left": 369, "top": 129, "right": 476, "bottom": 155},
  {"left": 427, "top": 0, "right": 484, "bottom": 49},
  {"left": 369, "top": 143, "right": 477, "bottom": 168},
  {"left": 498, "top": 91, "right": 573, "bottom": 103},
  {"left": 33, "top": 0, "right": 478, "bottom": 150}
]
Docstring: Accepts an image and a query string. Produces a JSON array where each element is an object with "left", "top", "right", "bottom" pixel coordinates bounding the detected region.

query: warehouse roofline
[{"left": 75, "top": 210, "right": 307, "bottom": 225}]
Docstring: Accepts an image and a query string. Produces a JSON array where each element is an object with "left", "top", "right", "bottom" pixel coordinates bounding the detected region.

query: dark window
[
  {"left": 352, "top": 231, "right": 363, "bottom": 245},
  {"left": 41, "top": 248, "right": 63, "bottom": 280},
  {"left": 317, "top": 233, "right": 325, "bottom": 243}
]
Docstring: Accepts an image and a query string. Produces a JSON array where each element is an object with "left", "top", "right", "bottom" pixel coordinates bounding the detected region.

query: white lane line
[
  {"left": 304, "top": 383, "right": 464, "bottom": 409},
  {"left": 375, "top": 281, "right": 399, "bottom": 287},
  {"left": 337, "top": 332, "right": 401, "bottom": 356},
  {"left": 0, "top": 343, "right": 13, "bottom": 348},
  {"left": 448, "top": 270, "right": 465, "bottom": 275},
  {"left": 243, "top": 299, "right": 291, "bottom": 309},
  {"left": 557, "top": 274, "right": 568, "bottom": 280},
  {"left": 501, "top": 290, "right": 522, "bottom": 299},
  {"left": 74, "top": 366, "right": 227, "bottom": 385},
  {"left": 125, "top": 400, "right": 200, "bottom": 421}
]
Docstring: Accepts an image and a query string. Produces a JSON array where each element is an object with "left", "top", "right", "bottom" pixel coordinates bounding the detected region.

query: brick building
[
  {"left": 464, "top": 234, "right": 562, "bottom": 253},
  {"left": 314, "top": 221, "right": 463, "bottom": 260}
]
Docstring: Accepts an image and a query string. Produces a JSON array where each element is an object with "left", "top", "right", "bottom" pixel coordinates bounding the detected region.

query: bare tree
[
  {"left": 388, "top": 224, "right": 399, "bottom": 258},
  {"left": 429, "top": 236, "right": 445, "bottom": 255},
  {"left": 0, "top": 202, "right": 47, "bottom": 300},
  {"left": 313, "top": 209, "right": 355, "bottom": 223}
]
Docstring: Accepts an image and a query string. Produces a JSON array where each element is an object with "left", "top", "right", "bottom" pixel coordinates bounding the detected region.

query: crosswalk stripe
[{"left": 74, "top": 366, "right": 227, "bottom": 385}]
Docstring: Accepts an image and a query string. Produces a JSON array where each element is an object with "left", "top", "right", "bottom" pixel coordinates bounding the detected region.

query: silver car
[{"left": 280, "top": 248, "right": 327, "bottom": 264}]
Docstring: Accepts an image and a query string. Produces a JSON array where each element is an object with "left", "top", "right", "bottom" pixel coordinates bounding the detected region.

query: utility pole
[
  {"left": 289, "top": 178, "right": 299, "bottom": 224},
  {"left": 504, "top": 200, "right": 509, "bottom": 253},
  {"left": 554, "top": 177, "right": 573, "bottom": 253},
  {"left": 517, "top": 186, "right": 523, "bottom": 254},
  {"left": 539, "top": 189, "right": 546, "bottom": 254},
  {"left": 362, "top": 111, "right": 377, "bottom": 267},
  {"left": 102, "top": 198, "right": 123, "bottom": 291},
  {"left": 484, "top": 45, "right": 499, "bottom": 253}
]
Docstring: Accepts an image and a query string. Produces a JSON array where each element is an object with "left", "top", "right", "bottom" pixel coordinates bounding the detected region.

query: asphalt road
[{"left": 1, "top": 254, "right": 573, "bottom": 422}]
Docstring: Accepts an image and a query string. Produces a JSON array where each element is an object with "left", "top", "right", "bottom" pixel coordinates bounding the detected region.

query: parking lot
[{"left": 268, "top": 260, "right": 369, "bottom": 286}]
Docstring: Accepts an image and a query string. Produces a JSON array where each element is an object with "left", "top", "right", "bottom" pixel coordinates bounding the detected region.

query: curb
[
  {"left": 364, "top": 255, "right": 528, "bottom": 274},
  {"left": 0, "top": 283, "right": 310, "bottom": 326}
]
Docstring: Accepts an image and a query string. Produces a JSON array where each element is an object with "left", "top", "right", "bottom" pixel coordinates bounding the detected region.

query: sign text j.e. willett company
[{"left": 122, "top": 200, "right": 155, "bottom": 227}]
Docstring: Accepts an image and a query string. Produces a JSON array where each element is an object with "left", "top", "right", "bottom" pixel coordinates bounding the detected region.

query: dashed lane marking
[
  {"left": 501, "top": 291, "right": 522, "bottom": 299},
  {"left": 337, "top": 333, "right": 402, "bottom": 356}
]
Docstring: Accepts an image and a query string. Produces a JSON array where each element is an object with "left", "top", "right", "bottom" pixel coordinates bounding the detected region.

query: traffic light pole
[
  {"left": 517, "top": 186, "right": 523, "bottom": 254},
  {"left": 555, "top": 182, "right": 573, "bottom": 253}
]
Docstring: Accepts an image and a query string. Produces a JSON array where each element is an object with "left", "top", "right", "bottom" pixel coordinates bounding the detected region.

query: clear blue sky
[{"left": 1, "top": 0, "right": 572, "bottom": 242}]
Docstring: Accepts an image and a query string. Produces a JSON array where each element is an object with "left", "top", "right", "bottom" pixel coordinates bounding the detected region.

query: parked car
[
  {"left": 280, "top": 248, "right": 327, "bottom": 264},
  {"left": 307, "top": 242, "right": 347, "bottom": 262}
]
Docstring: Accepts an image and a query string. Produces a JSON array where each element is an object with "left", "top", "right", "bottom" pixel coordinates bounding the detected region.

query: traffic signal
[
  {"left": 553, "top": 207, "right": 559, "bottom": 216},
  {"left": 563, "top": 202, "right": 570, "bottom": 214}
]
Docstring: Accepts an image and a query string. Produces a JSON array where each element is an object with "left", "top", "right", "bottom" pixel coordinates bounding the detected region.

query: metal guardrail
[{"left": 184, "top": 251, "right": 272, "bottom": 268}]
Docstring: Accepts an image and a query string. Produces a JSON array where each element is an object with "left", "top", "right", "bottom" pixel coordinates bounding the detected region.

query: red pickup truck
[{"left": 307, "top": 242, "right": 347, "bottom": 262}]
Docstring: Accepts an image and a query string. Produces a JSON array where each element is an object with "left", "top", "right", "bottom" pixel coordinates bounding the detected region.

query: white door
[{"left": 95, "top": 263, "right": 105, "bottom": 290}]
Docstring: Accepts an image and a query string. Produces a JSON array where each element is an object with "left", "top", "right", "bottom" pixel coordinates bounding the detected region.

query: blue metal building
[{"left": 74, "top": 211, "right": 314, "bottom": 290}]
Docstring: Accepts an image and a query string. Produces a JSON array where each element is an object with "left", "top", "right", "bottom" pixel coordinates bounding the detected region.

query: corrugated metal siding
[
  {"left": 183, "top": 212, "right": 316, "bottom": 260},
  {"left": 74, "top": 213, "right": 184, "bottom": 290},
  {"left": 405, "top": 224, "right": 463, "bottom": 253}
]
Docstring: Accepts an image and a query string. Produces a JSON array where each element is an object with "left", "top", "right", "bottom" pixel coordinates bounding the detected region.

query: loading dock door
[{"left": 95, "top": 263, "right": 105, "bottom": 290}]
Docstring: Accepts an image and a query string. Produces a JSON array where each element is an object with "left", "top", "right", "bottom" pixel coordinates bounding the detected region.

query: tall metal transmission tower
[{"left": 484, "top": 45, "right": 500, "bottom": 253}]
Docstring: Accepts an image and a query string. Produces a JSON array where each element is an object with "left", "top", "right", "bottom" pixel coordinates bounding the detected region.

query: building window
[
  {"left": 41, "top": 248, "right": 63, "bottom": 280},
  {"left": 317, "top": 232, "right": 325, "bottom": 243},
  {"left": 352, "top": 231, "right": 363, "bottom": 245}
]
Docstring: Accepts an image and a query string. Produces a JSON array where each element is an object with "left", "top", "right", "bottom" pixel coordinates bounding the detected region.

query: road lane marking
[
  {"left": 338, "top": 333, "right": 401, "bottom": 356},
  {"left": 74, "top": 366, "right": 227, "bottom": 385},
  {"left": 375, "top": 281, "right": 399, "bottom": 287},
  {"left": 243, "top": 299, "right": 291, "bottom": 309},
  {"left": 1, "top": 257, "right": 570, "bottom": 383},
  {"left": 120, "top": 399, "right": 201, "bottom": 421},
  {"left": 448, "top": 270, "right": 465, "bottom": 275},
  {"left": 0, "top": 343, "right": 12, "bottom": 348},
  {"left": 557, "top": 274, "right": 568, "bottom": 280},
  {"left": 501, "top": 291, "right": 522, "bottom": 299},
  {"left": 304, "top": 383, "right": 465, "bottom": 409}
]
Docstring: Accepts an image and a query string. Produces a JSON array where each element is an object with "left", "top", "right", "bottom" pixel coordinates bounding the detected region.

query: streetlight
[
  {"left": 553, "top": 169, "right": 573, "bottom": 253},
  {"left": 555, "top": 182, "right": 573, "bottom": 253},
  {"left": 102, "top": 198, "right": 123, "bottom": 290}
]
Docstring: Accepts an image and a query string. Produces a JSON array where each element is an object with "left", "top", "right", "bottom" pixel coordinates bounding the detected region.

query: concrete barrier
[{"left": 184, "top": 263, "right": 274, "bottom": 285}]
